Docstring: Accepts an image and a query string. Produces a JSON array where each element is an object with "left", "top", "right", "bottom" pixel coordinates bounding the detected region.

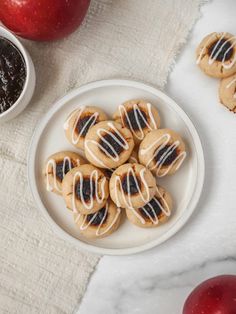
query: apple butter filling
[
  {"left": 154, "top": 144, "right": 178, "bottom": 166},
  {"left": 86, "top": 207, "right": 108, "bottom": 226},
  {"left": 99, "top": 132, "right": 125, "bottom": 157},
  {"left": 208, "top": 38, "right": 233, "bottom": 62},
  {"left": 0, "top": 37, "right": 26, "bottom": 114},
  {"left": 75, "top": 177, "right": 96, "bottom": 202},
  {"left": 121, "top": 173, "right": 141, "bottom": 195}
]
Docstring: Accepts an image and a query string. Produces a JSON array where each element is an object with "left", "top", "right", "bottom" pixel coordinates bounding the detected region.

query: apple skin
[
  {"left": 0, "top": 0, "right": 91, "bottom": 41},
  {"left": 183, "top": 275, "right": 236, "bottom": 314}
]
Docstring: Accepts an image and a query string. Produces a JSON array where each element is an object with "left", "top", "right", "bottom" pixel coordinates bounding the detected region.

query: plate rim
[{"left": 27, "top": 79, "right": 205, "bottom": 256}]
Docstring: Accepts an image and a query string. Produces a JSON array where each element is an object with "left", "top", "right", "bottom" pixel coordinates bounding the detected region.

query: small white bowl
[{"left": 0, "top": 26, "right": 35, "bottom": 123}]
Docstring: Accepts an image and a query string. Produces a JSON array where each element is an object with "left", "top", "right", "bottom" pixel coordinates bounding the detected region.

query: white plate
[{"left": 28, "top": 79, "right": 205, "bottom": 255}]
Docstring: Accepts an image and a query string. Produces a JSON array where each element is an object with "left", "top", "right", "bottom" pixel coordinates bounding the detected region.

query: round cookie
[
  {"left": 109, "top": 163, "right": 156, "bottom": 209},
  {"left": 84, "top": 121, "right": 134, "bottom": 169},
  {"left": 113, "top": 99, "right": 161, "bottom": 143},
  {"left": 196, "top": 32, "right": 236, "bottom": 78},
  {"left": 44, "top": 151, "right": 86, "bottom": 195},
  {"left": 62, "top": 164, "right": 109, "bottom": 214},
  {"left": 74, "top": 199, "right": 121, "bottom": 239},
  {"left": 139, "top": 129, "right": 186, "bottom": 177},
  {"left": 64, "top": 106, "right": 108, "bottom": 150},
  {"left": 219, "top": 73, "right": 236, "bottom": 113},
  {"left": 126, "top": 185, "right": 172, "bottom": 228}
]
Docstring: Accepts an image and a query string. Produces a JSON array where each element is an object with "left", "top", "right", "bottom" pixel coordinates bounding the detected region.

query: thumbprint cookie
[
  {"left": 44, "top": 151, "right": 86, "bottom": 195},
  {"left": 64, "top": 106, "right": 108, "bottom": 150},
  {"left": 126, "top": 185, "right": 172, "bottom": 228},
  {"left": 74, "top": 199, "right": 121, "bottom": 239},
  {"left": 84, "top": 121, "right": 134, "bottom": 169},
  {"left": 62, "top": 164, "right": 109, "bottom": 214},
  {"left": 113, "top": 99, "right": 161, "bottom": 143},
  {"left": 219, "top": 73, "right": 236, "bottom": 113},
  {"left": 139, "top": 129, "right": 186, "bottom": 177},
  {"left": 196, "top": 32, "right": 236, "bottom": 78},
  {"left": 109, "top": 163, "right": 156, "bottom": 209}
]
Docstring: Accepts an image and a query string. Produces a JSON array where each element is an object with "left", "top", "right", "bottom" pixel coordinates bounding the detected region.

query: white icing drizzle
[
  {"left": 84, "top": 122, "right": 129, "bottom": 168},
  {"left": 64, "top": 106, "right": 99, "bottom": 144},
  {"left": 139, "top": 133, "right": 186, "bottom": 177},
  {"left": 131, "top": 186, "right": 171, "bottom": 225},
  {"left": 196, "top": 33, "right": 236, "bottom": 69},
  {"left": 75, "top": 203, "right": 121, "bottom": 236},
  {"left": 114, "top": 167, "right": 150, "bottom": 209},
  {"left": 226, "top": 77, "right": 236, "bottom": 99},
  {"left": 72, "top": 169, "right": 106, "bottom": 212},
  {"left": 46, "top": 156, "right": 73, "bottom": 192},
  {"left": 119, "top": 103, "right": 157, "bottom": 140}
]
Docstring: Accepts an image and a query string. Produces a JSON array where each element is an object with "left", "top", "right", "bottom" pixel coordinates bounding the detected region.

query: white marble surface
[{"left": 79, "top": 1, "right": 236, "bottom": 313}]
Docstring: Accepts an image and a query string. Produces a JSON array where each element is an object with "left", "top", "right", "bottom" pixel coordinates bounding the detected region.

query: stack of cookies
[
  {"left": 196, "top": 32, "right": 236, "bottom": 113},
  {"left": 44, "top": 100, "right": 187, "bottom": 239}
]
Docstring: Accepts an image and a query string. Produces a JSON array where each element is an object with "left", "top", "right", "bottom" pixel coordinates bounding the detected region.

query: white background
[{"left": 79, "top": 1, "right": 236, "bottom": 313}]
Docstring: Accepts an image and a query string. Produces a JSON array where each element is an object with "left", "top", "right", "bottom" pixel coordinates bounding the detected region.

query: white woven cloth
[{"left": 0, "top": 0, "right": 205, "bottom": 313}]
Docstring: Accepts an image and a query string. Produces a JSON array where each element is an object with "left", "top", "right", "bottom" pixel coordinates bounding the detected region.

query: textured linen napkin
[{"left": 0, "top": 0, "right": 206, "bottom": 313}]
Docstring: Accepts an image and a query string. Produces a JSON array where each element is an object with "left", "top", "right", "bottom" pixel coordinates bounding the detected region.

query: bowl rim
[
  {"left": 0, "top": 26, "right": 31, "bottom": 118},
  {"left": 27, "top": 79, "right": 205, "bottom": 256}
]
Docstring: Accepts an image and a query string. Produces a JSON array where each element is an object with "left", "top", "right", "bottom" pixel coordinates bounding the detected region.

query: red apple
[
  {"left": 183, "top": 275, "right": 236, "bottom": 314},
  {"left": 0, "top": 0, "right": 90, "bottom": 41}
]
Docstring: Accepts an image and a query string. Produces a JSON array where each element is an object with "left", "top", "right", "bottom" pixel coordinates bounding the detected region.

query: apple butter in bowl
[{"left": 0, "top": 37, "right": 26, "bottom": 114}]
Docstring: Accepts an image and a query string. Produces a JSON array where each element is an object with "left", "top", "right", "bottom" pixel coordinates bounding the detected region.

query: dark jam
[
  {"left": 75, "top": 178, "right": 95, "bottom": 202},
  {"left": 140, "top": 197, "right": 162, "bottom": 219},
  {"left": 99, "top": 132, "right": 125, "bottom": 157},
  {"left": 56, "top": 160, "right": 73, "bottom": 181},
  {"left": 76, "top": 115, "right": 96, "bottom": 137},
  {"left": 86, "top": 207, "right": 108, "bottom": 226},
  {"left": 154, "top": 145, "right": 178, "bottom": 166},
  {"left": 124, "top": 108, "right": 147, "bottom": 130},
  {"left": 0, "top": 37, "right": 26, "bottom": 114},
  {"left": 122, "top": 174, "right": 140, "bottom": 195},
  {"left": 208, "top": 38, "right": 233, "bottom": 62}
]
